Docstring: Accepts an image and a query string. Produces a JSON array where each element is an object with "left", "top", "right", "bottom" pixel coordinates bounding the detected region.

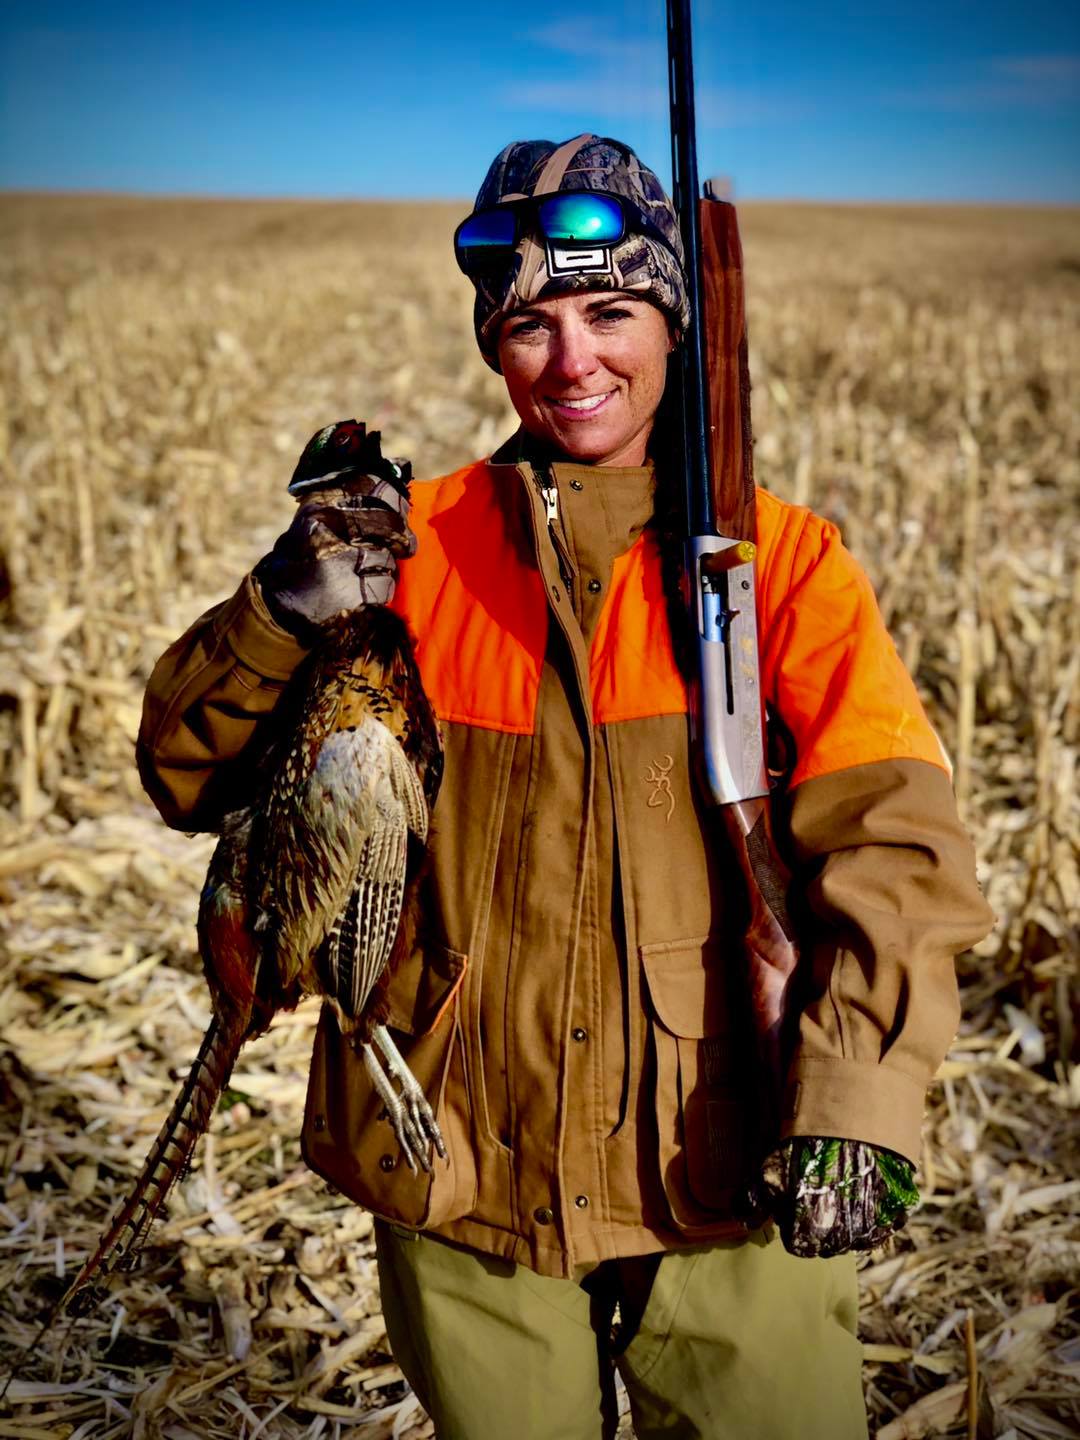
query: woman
[{"left": 139, "top": 135, "right": 992, "bottom": 1439}]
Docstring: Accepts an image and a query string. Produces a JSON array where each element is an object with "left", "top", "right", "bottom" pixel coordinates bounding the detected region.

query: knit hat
[{"left": 465, "top": 134, "right": 690, "bottom": 370}]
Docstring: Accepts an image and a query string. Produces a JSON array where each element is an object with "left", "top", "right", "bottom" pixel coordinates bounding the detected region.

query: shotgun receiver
[{"left": 666, "top": 0, "right": 799, "bottom": 1143}]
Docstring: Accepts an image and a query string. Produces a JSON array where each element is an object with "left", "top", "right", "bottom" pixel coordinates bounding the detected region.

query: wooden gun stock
[
  {"left": 699, "top": 197, "right": 755, "bottom": 541},
  {"left": 723, "top": 799, "right": 798, "bottom": 1141}
]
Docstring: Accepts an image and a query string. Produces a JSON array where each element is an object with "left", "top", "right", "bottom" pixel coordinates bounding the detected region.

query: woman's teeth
[{"left": 553, "top": 393, "right": 609, "bottom": 411}]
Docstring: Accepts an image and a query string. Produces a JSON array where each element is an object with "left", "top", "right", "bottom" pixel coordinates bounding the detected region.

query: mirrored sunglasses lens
[
  {"left": 457, "top": 210, "right": 517, "bottom": 248},
  {"left": 538, "top": 194, "right": 624, "bottom": 244}
]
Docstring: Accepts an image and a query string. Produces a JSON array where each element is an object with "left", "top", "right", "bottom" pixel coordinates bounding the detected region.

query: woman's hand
[
  {"left": 760, "top": 1137, "right": 919, "bottom": 1259},
  {"left": 255, "top": 422, "right": 417, "bottom": 641}
]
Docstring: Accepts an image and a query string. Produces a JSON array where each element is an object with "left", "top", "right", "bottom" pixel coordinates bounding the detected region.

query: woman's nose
[{"left": 547, "top": 325, "right": 597, "bottom": 382}]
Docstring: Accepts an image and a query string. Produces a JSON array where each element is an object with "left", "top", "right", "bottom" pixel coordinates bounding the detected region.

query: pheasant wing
[
  {"left": 259, "top": 712, "right": 426, "bottom": 1017},
  {"left": 326, "top": 721, "right": 430, "bottom": 1018}
]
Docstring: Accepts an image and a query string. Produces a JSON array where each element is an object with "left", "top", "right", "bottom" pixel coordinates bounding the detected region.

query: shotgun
[{"left": 666, "top": 0, "right": 799, "bottom": 1148}]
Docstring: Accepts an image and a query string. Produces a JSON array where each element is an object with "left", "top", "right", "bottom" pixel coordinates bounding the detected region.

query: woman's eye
[
  {"left": 595, "top": 307, "right": 632, "bottom": 324},
  {"left": 508, "top": 318, "right": 543, "bottom": 338}
]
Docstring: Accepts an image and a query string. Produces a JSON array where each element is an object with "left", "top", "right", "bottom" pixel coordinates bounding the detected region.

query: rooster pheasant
[{"left": 9, "top": 425, "right": 442, "bottom": 1362}]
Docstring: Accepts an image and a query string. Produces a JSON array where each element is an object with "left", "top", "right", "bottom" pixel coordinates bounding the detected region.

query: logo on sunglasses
[{"left": 545, "top": 241, "right": 614, "bottom": 277}]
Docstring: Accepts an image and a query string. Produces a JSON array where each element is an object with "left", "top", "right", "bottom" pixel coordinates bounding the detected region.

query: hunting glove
[
  {"left": 256, "top": 422, "right": 416, "bottom": 641},
  {"left": 761, "top": 1137, "right": 919, "bottom": 1259}
]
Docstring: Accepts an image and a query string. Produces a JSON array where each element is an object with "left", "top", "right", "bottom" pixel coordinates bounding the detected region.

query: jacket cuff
[
  {"left": 781, "top": 1056, "right": 929, "bottom": 1165},
  {"left": 213, "top": 573, "right": 311, "bottom": 681}
]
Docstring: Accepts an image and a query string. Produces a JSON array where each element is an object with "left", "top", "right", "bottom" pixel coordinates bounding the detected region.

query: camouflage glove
[
  {"left": 761, "top": 1137, "right": 919, "bottom": 1259},
  {"left": 255, "top": 420, "right": 416, "bottom": 641}
]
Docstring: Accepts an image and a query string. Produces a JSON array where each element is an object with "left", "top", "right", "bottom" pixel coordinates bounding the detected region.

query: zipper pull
[
  {"left": 533, "top": 469, "right": 575, "bottom": 592},
  {"left": 542, "top": 478, "right": 560, "bottom": 527}
]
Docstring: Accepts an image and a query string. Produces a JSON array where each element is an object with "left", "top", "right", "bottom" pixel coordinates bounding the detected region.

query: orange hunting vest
[{"left": 391, "top": 459, "right": 946, "bottom": 788}]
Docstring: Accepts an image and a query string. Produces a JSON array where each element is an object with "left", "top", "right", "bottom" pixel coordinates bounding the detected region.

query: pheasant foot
[{"left": 361, "top": 1026, "right": 446, "bottom": 1173}]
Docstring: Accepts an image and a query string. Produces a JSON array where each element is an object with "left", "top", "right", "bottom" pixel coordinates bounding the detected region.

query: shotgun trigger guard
[{"left": 688, "top": 534, "right": 769, "bottom": 807}]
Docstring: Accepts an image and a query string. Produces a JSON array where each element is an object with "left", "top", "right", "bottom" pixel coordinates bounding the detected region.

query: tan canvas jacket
[{"left": 138, "top": 456, "right": 993, "bottom": 1278}]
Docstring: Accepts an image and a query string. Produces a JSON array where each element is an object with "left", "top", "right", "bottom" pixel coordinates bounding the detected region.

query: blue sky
[{"left": 1, "top": 0, "right": 1077, "bottom": 202}]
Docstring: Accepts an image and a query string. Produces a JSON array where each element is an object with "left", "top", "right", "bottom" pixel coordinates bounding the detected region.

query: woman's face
[{"left": 496, "top": 292, "right": 672, "bottom": 466}]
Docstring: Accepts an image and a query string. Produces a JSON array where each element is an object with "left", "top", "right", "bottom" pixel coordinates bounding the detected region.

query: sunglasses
[{"left": 454, "top": 191, "right": 664, "bottom": 277}]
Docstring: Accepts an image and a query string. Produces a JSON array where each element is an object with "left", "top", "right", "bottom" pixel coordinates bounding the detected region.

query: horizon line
[{"left": 3, "top": 186, "right": 1079, "bottom": 211}]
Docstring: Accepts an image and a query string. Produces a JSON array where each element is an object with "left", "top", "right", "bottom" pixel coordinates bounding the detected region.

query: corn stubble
[{"left": 0, "top": 196, "right": 1076, "bottom": 1438}]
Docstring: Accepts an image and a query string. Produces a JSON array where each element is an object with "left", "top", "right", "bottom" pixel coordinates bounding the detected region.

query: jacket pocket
[
  {"left": 640, "top": 935, "right": 747, "bottom": 1228},
  {"left": 301, "top": 940, "right": 478, "bottom": 1229}
]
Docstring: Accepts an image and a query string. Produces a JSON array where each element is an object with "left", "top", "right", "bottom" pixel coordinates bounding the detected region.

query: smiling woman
[
  {"left": 497, "top": 291, "right": 673, "bottom": 466},
  {"left": 136, "top": 130, "right": 992, "bottom": 1440}
]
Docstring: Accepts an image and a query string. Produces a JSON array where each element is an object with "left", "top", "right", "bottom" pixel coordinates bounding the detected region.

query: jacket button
[
  {"left": 571, "top": 1027, "right": 588, "bottom": 1043},
  {"left": 570, "top": 479, "right": 584, "bottom": 491},
  {"left": 586, "top": 579, "right": 602, "bottom": 594},
  {"left": 379, "top": 1154, "right": 396, "bottom": 1172},
  {"left": 534, "top": 1206, "right": 554, "bottom": 1225},
  {"left": 574, "top": 1194, "right": 589, "bottom": 1209},
  {"left": 313, "top": 1115, "right": 326, "bottom": 1132}
]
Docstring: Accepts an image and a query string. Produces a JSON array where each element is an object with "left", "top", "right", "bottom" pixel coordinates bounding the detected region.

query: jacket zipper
[{"left": 537, "top": 473, "right": 576, "bottom": 597}]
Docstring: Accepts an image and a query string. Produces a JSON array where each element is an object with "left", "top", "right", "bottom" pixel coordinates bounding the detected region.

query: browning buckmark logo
[{"left": 643, "top": 754, "right": 676, "bottom": 822}]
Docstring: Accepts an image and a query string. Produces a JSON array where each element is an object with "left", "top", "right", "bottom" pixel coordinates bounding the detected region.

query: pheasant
[{"left": 4, "top": 425, "right": 443, "bottom": 1374}]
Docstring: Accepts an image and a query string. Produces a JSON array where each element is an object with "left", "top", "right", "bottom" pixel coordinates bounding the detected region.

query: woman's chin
[{"left": 538, "top": 422, "right": 640, "bottom": 466}]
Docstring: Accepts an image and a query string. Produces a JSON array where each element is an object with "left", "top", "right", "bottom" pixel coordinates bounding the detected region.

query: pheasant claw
[
  {"left": 372, "top": 1025, "right": 447, "bottom": 1165},
  {"left": 361, "top": 1035, "right": 437, "bottom": 1173}
]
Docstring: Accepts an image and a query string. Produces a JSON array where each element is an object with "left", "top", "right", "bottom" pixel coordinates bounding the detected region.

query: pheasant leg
[
  {"left": 360, "top": 1037, "right": 435, "bottom": 1173},
  {"left": 373, "top": 1025, "right": 448, "bottom": 1163}
]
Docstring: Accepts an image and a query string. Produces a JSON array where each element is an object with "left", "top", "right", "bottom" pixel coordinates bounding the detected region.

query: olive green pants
[{"left": 374, "top": 1221, "right": 868, "bottom": 1440}]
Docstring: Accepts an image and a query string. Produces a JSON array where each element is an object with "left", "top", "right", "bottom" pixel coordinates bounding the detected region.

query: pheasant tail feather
[{"left": 68, "top": 1013, "right": 244, "bottom": 1305}]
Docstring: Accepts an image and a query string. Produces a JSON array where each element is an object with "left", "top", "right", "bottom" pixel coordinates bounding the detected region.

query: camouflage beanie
[{"left": 465, "top": 133, "right": 690, "bottom": 371}]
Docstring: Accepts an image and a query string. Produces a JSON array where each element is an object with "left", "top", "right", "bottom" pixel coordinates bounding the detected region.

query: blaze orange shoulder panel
[
  {"left": 754, "top": 488, "right": 947, "bottom": 786},
  {"left": 391, "top": 462, "right": 547, "bottom": 735},
  {"left": 590, "top": 530, "right": 687, "bottom": 724},
  {"left": 393, "top": 464, "right": 947, "bottom": 784}
]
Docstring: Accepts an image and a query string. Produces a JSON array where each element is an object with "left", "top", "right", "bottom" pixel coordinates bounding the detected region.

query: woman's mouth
[{"left": 545, "top": 391, "right": 614, "bottom": 420}]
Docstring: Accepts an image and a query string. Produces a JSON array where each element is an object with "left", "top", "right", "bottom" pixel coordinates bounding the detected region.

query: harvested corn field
[{"left": 0, "top": 195, "right": 1077, "bottom": 1438}]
